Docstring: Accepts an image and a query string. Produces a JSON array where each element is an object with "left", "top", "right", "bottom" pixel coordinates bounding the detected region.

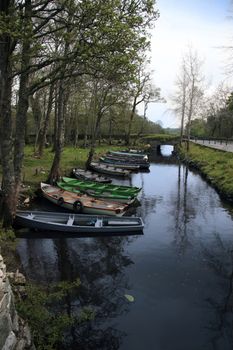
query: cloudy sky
[{"left": 139, "top": 0, "right": 233, "bottom": 128}]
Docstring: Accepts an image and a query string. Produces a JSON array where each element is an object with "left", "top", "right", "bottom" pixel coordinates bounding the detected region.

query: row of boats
[
  {"left": 15, "top": 150, "right": 149, "bottom": 234},
  {"left": 88, "top": 150, "right": 150, "bottom": 177}
]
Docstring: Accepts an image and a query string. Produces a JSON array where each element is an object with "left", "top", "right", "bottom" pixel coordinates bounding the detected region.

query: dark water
[{"left": 16, "top": 146, "right": 233, "bottom": 350}]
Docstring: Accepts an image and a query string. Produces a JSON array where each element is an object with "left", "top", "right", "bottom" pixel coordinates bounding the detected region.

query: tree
[
  {"left": 0, "top": 0, "right": 160, "bottom": 225},
  {"left": 0, "top": 0, "right": 18, "bottom": 226},
  {"left": 125, "top": 63, "right": 162, "bottom": 145},
  {"left": 200, "top": 83, "right": 232, "bottom": 138},
  {"left": 171, "top": 47, "right": 204, "bottom": 149},
  {"left": 171, "top": 59, "right": 189, "bottom": 143}
]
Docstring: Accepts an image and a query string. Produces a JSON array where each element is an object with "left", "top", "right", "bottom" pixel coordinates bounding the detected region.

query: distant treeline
[{"left": 25, "top": 105, "right": 164, "bottom": 146}]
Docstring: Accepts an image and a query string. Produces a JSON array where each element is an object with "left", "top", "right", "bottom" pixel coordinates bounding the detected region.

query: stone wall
[{"left": 0, "top": 255, "right": 35, "bottom": 350}]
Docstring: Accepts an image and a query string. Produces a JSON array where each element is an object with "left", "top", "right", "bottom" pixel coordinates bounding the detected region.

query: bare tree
[
  {"left": 125, "top": 64, "right": 162, "bottom": 145},
  {"left": 171, "top": 48, "right": 205, "bottom": 149},
  {"left": 171, "top": 59, "right": 189, "bottom": 143}
]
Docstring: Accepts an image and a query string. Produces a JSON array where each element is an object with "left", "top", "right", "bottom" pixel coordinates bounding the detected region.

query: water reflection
[
  {"left": 17, "top": 235, "right": 136, "bottom": 349},
  {"left": 202, "top": 234, "right": 233, "bottom": 350},
  {"left": 17, "top": 147, "right": 233, "bottom": 350},
  {"left": 171, "top": 165, "right": 193, "bottom": 256}
]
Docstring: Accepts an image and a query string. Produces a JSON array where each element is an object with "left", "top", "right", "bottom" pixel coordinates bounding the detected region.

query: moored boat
[
  {"left": 89, "top": 162, "right": 131, "bottom": 177},
  {"left": 57, "top": 182, "right": 136, "bottom": 204},
  {"left": 99, "top": 157, "right": 140, "bottom": 170},
  {"left": 40, "top": 183, "right": 128, "bottom": 216},
  {"left": 109, "top": 150, "right": 148, "bottom": 160},
  {"left": 100, "top": 155, "right": 150, "bottom": 169},
  {"left": 72, "top": 168, "right": 112, "bottom": 183},
  {"left": 61, "top": 177, "right": 141, "bottom": 195},
  {"left": 15, "top": 211, "right": 144, "bottom": 234}
]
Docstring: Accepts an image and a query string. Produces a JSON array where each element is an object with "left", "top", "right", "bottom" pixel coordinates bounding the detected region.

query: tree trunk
[
  {"left": 0, "top": 63, "right": 16, "bottom": 226},
  {"left": 14, "top": 0, "right": 32, "bottom": 196},
  {"left": 108, "top": 117, "right": 112, "bottom": 145},
  {"left": 125, "top": 96, "right": 137, "bottom": 145},
  {"left": 30, "top": 93, "right": 43, "bottom": 153},
  {"left": 52, "top": 83, "right": 59, "bottom": 152},
  {"left": 86, "top": 113, "right": 101, "bottom": 169},
  {"left": 47, "top": 80, "right": 67, "bottom": 183},
  {"left": 0, "top": 0, "right": 17, "bottom": 226},
  {"left": 38, "top": 83, "right": 54, "bottom": 157}
]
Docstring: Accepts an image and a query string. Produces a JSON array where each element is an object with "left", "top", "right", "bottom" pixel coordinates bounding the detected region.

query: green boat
[
  {"left": 57, "top": 182, "right": 136, "bottom": 204},
  {"left": 62, "top": 177, "right": 141, "bottom": 196}
]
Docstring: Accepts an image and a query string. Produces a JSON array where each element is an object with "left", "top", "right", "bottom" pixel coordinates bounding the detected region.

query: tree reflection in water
[
  {"left": 135, "top": 171, "right": 161, "bottom": 221},
  {"left": 202, "top": 234, "right": 233, "bottom": 350},
  {"left": 170, "top": 164, "right": 194, "bottom": 256},
  {"left": 18, "top": 235, "right": 135, "bottom": 349}
]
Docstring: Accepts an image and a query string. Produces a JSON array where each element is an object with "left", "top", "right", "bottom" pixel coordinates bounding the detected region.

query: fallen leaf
[{"left": 124, "top": 294, "right": 135, "bottom": 302}]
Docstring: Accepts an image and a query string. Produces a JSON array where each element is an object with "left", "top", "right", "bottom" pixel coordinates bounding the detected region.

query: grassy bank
[
  {"left": 178, "top": 142, "right": 233, "bottom": 201},
  {"left": 21, "top": 145, "right": 124, "bottom": 186}
]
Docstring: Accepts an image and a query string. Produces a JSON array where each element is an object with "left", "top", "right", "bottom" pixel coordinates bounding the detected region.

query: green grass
[
  {"left": 21, "top": 145, "right": 125, "bottom": 185},
  {"left": 179, "top": 143, "right": 233, "bottom": 197}
]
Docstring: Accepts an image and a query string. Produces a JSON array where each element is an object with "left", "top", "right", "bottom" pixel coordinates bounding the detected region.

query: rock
[
  {"left": 2, "top": 331, "right": 17, "bottom": 350},
  {"left": 7, "top": 271, "right": 26, "bottom": 286}
]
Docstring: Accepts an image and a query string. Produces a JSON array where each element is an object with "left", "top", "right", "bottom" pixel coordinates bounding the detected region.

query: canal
[{"left": 16, "top": 146, "right": 233, "bottom": 350}]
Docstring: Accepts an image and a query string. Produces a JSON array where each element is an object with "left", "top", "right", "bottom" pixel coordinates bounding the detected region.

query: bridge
[{"left": 142, "top": 135, "right": 180, "bottom": 150}]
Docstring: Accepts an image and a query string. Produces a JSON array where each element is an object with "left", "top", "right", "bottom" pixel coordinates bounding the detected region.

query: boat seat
[
  {"left": 27, "top": 214, "right": 35, "bottom": 220},
  {"left": 67, "top": 216, "right": 74, "bottom": 226},
  {"left": 108, "top": 220, "right": 138, "bottom": 226},
  {"left": 95, "top": 219, "right": 103, "bottom": 227}
]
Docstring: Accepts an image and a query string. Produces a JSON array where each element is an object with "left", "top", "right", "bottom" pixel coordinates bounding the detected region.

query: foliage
[
  {"left": 191, "top": 83, "right": 233, "bottom": 139},
  {"left": 0, "top": 228, "right": 17, "bottom": 270},
  {"left": 142, "top": 133, "right": 179, "bottom": 141},
  {"left": 0, "top": 0, "right": 160, "bottom": 223},
  {"left": 16, "top": 279, "right": 95, "bottom": 350},
  {"left": 189, "top": 118, "right": 206, "bottom": 137}
]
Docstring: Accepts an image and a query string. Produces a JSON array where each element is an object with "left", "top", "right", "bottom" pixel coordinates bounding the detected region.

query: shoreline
[{"left": 176, "top": 143, "right": 233, "bottom": 203}]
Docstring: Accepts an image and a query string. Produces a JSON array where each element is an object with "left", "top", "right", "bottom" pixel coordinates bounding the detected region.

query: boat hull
[
  {"left": 100, "top": 156, "right": 150, "bottom": 169},
  {"left": 15, "top": 211, "right": 144, "bottom": 233},
  {"left": 73, "top": 169, "right": 112, "bottom": 183},
  {"left": 89, "top": 163, "right": 131, "bottom": 177},
  {"left": 41, "top": 183, "right": 127, "bottom": 216},
  {"left": 62, "top": 177, "right": 141, "bottom": 195},
  {"left": 57, "top": 183, "right": 136, "bottom": 205}
]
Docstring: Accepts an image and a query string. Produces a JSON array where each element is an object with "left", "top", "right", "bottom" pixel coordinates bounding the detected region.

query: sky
[{"left": 138, "top": 0, "right": 233, "bottom": 128}]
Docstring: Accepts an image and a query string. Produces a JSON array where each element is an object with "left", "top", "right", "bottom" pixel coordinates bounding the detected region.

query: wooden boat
[
  {"left": 89, "top": 162, "right": 131, "bottom": 177},
  {"left": 125, "top": 149, "right": 148, "bottom": 155},
  {"left": 99, "top": 157, "right": 140, "bottom": 170},
  {"left": 61, "top": 177, "right": 141, "bottom": 195},
  {"left": 57, "top": 181, "right": 136, "bottom": 204},
  {"left": 105, "top": 153, "right": 148, "bottom": 162},
  {"left": 40, "top": 183, "right": 128, "bottom": 216},
  {"left": 72, "top": 168, "right": 111, "bottom": 183},
  {"left": 15, "top": 211, "right": 144, "bottom": 234},
  {"left": 100, "top": 155, "right": 150, "bottom": 170},
  {"left": 109, "top": 150, "right": 148, "bottom": 160}
]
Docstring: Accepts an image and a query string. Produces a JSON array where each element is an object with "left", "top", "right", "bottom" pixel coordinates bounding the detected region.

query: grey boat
[
  {"left": 15, "top": 211, "right": 144, "bottom": 234},
  {"left": 72, "top": 168, "right": 112, "bottom": 183}
]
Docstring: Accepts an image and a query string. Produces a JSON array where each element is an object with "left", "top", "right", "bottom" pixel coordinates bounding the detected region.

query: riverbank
[
  {"left": 177, "top": 142, "right": 233, "bottom": 202},
  {"left": 22, "top": 145, "right": 124, "bottom": 185},
  {"left": 1, "top": 145, "right": 127, "bottom": 203}
]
